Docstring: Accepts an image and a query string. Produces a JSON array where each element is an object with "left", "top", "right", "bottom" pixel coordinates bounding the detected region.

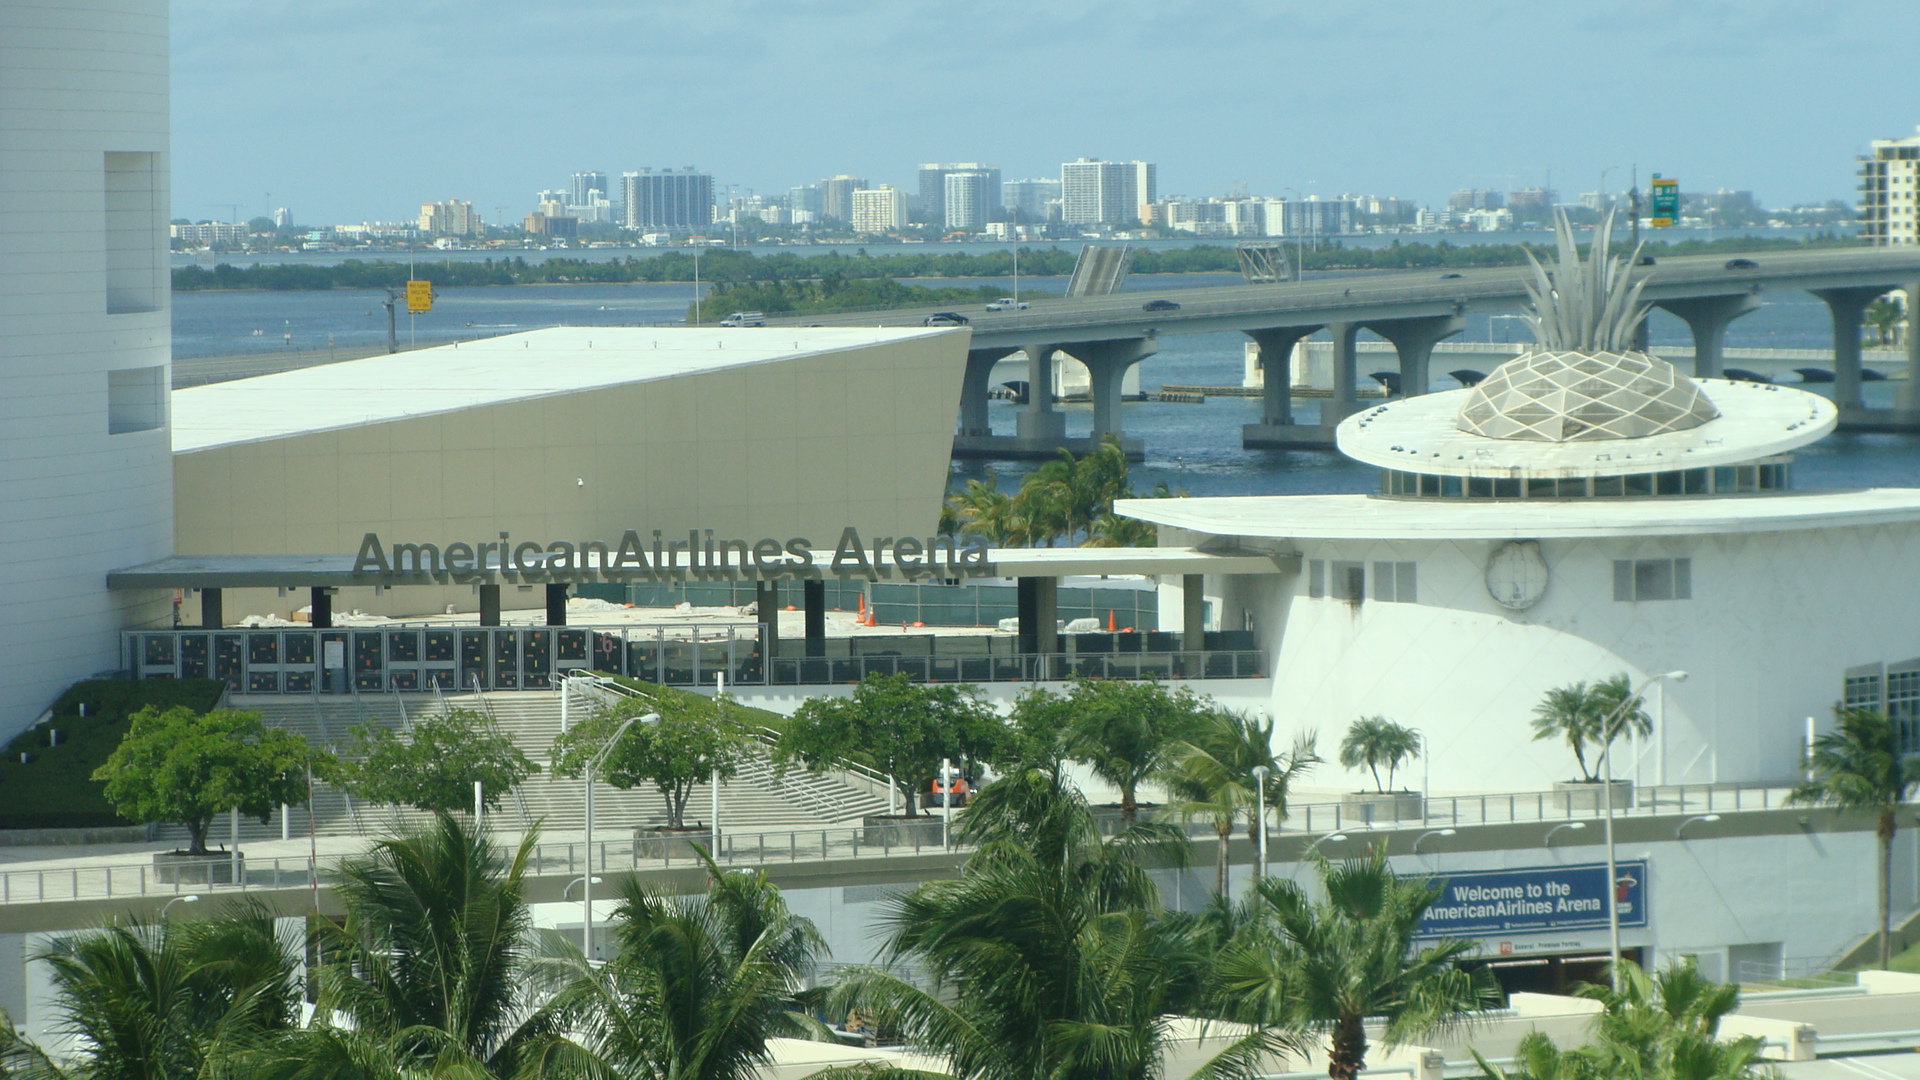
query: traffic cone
[
  {"left": 1108, "top": 609, "right": 1116, "bottom": 632},
  {"left": 857, "top": 593, "right": 866, "bottom": 616}
]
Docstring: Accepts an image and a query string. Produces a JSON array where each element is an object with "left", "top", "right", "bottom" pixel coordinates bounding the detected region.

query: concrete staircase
[{"left": 195, "top": 691, "right": 892, "bottom": 845}]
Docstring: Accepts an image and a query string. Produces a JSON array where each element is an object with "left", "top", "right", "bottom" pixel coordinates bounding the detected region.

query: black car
[
  {"left": 1439, "top": 272, "right": 1463, "bottom": 279},
  {"left": 1142, "top": 299, "right": 1181, "bottom": 312},
  {"left": 1724, "top": 258, "right": 1759, "bottom": 271},
  {"left": 1636, "top": 255, "right": 1657, "bottom": 266},
  {"left": 924, "top": 312, "right": 971, "bottom": 326}
]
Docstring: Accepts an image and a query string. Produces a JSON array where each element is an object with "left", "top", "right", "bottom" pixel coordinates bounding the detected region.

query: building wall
[
  {"left": 0, "top": 0, "right": 175, "bottom": 738},
  {"left": 172, "top": 334, "right": 968, "bottom": 619},
  {"left": 1175, "top": 522, "right": 1920, "bottom": 794}
]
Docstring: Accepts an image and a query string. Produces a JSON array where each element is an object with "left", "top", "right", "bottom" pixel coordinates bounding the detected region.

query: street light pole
[
  {"left": 1251, "top": 765, "right": 1270, "bottom": 880},
  {"left": 582, "top": 711, "right": 657, "bottom": 960},
  {"left": 1602, "top": 670, "right": 1687, "bottom": 990}
]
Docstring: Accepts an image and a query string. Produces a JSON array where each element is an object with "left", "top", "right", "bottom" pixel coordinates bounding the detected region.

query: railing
[
  {"left": 765, "top": 650, "right": 1264, "bottom": 684},
  {"left": 1280, "top": 781, "right": 1805, "bottom": 836},
  {"left": 0, "top": 781, "right": 1860, "bottom": 909}
]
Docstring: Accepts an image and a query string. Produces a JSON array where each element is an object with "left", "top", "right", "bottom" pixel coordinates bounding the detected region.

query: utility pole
[
  {"left": 1629, "top": 164, "right": 1641, "bottom": 250},
  {"left": 381, "top": 289, "right": 398, "bottom": 353}
]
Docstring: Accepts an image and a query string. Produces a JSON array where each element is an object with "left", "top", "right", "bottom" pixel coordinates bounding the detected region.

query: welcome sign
[{"left": 1416, "top": 861, "right": 1648, "bottom": 939}]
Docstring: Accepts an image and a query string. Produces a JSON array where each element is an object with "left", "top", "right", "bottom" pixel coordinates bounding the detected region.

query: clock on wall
[{"left": 1486, "top": 540, "right": 1548, "bottom": 610}]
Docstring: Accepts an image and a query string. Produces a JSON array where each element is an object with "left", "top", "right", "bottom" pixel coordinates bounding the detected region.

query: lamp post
[
  {"left": 1675, "top": 814, "right": 1721, "bottom": 839},
  {"left": 1413, "top": 828, "right": 1455, "bottom": 854},
  {"left": 583, "top": 711, "right": 658, "bottom": 960},
  {"left": 940, "top": 758, "right": 954, "bottom": 851},
  {"left": 1601, "top": 670, "right": 1687, "bottom": 990},
  {"left": 1252, "top": 764, "right": 1270, "bottom": 880},
  {"left": 1293, "top": 831, "right": 1347, "bottom": 880},
  {"left": 161, "top": 894, "right": 200, "bottom": 919},
  {"left": 1545, "top": 821, "right": 1586, "bottom": 846}
]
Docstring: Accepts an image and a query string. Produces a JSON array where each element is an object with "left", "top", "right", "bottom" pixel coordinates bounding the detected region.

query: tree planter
[
  {"left": 1090, "top": 804, "right": 1164, "bottom": 835},
  {"left": 1551, "top": 779, "right": 1634, "bottom": 813},
  {"left": 1339, "top": 791, "right": 1425, "bottom": 823},
  {"left": 153, "top": 851, "right": 243, "bottom": 886},
  {"left": 632, "top": 827, "right": 715, "bottom": 861},
  {"left": 860, "top": 815, "right": 944, "bottom": 848}
]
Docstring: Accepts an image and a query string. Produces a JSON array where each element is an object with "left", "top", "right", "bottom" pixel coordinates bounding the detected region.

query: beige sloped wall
[{"left": 173, "top": 332, "right": 967, "bottom": 619}]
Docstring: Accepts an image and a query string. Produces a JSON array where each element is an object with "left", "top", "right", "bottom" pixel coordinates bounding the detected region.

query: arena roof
[
  {"left": 170, "top": 326, "right": 956, "bottom": 453},
  {"left": 1116, "top": 487, "right": 1920, "bottom": 541}
]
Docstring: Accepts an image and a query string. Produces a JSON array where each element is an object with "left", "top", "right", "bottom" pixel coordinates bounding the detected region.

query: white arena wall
[
  {"left": 1169, "top": 519, "right": 1920, "bottom": 794},
  {"left": 0, "top": 0, "right": 175, "bottom": 738}
]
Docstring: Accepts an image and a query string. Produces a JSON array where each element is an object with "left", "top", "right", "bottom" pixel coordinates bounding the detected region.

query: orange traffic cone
[
  {"left": 857, "top": 593, "right": 866, "bottom": 615},
  {"left": 1108, "top": 609, "right": 1116, "bottom": 632}
]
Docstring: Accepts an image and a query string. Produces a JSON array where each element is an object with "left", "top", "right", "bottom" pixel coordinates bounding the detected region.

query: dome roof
[{"left": 1456, "top": 350, "right": 1720, "bottom": 442}]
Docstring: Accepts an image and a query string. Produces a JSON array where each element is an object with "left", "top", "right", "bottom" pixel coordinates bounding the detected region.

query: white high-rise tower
[{"left": 0, "top": 0, "right": 175, "bottom": 736}]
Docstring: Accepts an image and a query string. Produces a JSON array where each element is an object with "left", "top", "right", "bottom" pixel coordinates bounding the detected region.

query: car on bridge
[
  {"left": 1142, "top": 299, "right": 1182, "bottom": 312},
  {"left": 1724, "top": 258, "right": 1760, "bottom": 271},
  {"left": 924, "top": 312, "right": 971, "bottom": 326},
  {"left": 985, "top": 297, "right": 1029, "bottom": 311}
]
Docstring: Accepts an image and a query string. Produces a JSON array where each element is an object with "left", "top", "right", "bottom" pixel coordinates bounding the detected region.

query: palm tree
[
  {"left": 262, "top": 813, "right": 553, "bottom": 1080},
  {"left": 1163, "top": 711, "right": 1319, "bottom": 895},
  {"left": 1338, "top": 717, "right": 1420, "bottom": 794},
  {"left": 1865, "top": 293, "right": 1904, "bottom": 346},
  {"left": 527, "top": 857, "right": 832, "bottom": 1080},
  {"left": 1789, "top": 706, "right": 1920, "bottom": 969},
  {"left": 1530, "top": 674, "right": 1649, "bottom": 783},
  {"left": 830, "top": 766, "right": 1298, "bottom": 1080},
  {"left": 13, "top": 902, "right": 300, "bottom": 1080},
  {"left": 1212, "top": 847, "right": 1498, "bottom": 1080}
]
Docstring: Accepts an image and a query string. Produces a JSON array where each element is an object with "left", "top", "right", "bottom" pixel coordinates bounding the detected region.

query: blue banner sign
[{"left": 1417, "top": 861, "right": 1647, "bottom": 938}]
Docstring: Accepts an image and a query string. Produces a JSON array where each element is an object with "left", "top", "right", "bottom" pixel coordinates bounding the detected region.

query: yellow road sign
[{"left": 406, "top": 279, "right": 433, "bottom": 313}]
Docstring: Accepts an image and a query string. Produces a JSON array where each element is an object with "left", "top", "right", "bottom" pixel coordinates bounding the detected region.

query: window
[
  {"left": 1372, "top": 561, "right": 1417, "bottom": 603},
  {"left": 1330, "top": 561, "right": 1366, "bottom": 602},
  {"left": 1307, "top": 560, "right": 1325, "bottom": 599},
  {"left": 105, "top": 152, "right": 162, "bottom": 314},
  {"left": 107, "top": 366, "right": 165, "bottom": 434},
  {"left": 1613, "top": 558, "right": 1691, "bottom": 601},
  {"left": 1844, "top": 665, "right": 1885, "bottom": 712},
  {"left": 1887, "top": 663, "right": 1920, "bottom": 752}
]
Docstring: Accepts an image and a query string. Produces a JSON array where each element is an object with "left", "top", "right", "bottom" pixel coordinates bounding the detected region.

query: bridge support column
[
  {"left": 1655, "top": 294, "right": 1761, "bottom": 378},
  {"left": 545, "top": 583, "right": 568, "bottom": 626},
  {"left": 958, "top": 347, "right": 1012, "bottom": 437},
  {"left": 1245, "top": 326, "right": 1319, "bottom": 425},
  {"left": 1071, "top": 337, "right": 1155, "bottom": 457},
  {"left": 1365, "top": 314, "right": 1466, "bottom": 398},
  {"left": 1905, "top": 283, "right": 1920, "bottom": 413},
  {"left": 1326, "top": 323, "right": 1362, "bottom": 425},
  {"left": 1016, "top": 342, "right": 1066, "bottom": 442},
  {"left": 1815, "top": 287, "right": 1884, "bottom": 411},
  {"left": 1243, "top": 325, "right": 1341, "bottom": 449}
]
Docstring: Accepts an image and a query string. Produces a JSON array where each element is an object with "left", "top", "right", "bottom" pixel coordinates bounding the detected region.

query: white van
[{"left": 720, "top": 311, "right": 765, "bottom": 327}]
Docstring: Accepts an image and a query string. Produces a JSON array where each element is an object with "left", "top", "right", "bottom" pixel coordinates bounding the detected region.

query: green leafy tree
[
  {"left": 260, "top": 814, "right": 553, "bottom": 1080},
  {"left": 830, "top": 766, "right": 1297, "bottom": 1080},
  {"left": 528, "top": 858, "right": 832, "bottom": 1080},
  {"left": 1046, "top": 679, "right": 1212, "bottom": 825},
  {"left": 1339, "top": 716, "right": 1421, "bottom": 793},
  {"left": 5, "top": 902, "right": 300, "bottom": 1080},
  {"left": 340, "top": 708, "right": 538, "bottom": 815},
  {"left": 1530, "top": 674, "right": 1650, "bottom": 783},
  {"left": 1865, "top": 293, "right": 1904, "bottom": 346},
  {"left": 92, "top": 706, "right": 325, "bottom": 856},
  {"left": 1163, "top": 711, "right": 1319, "bottom": 895},
  {"left": 943, "top": 439, "right": 1174, "bottom": 549},
  {"left": 1212, "top": 847, "right": 1499, "bottom": 1080},
  {"left": 1789, "top": 706, "right": 1920, "bottom": 969},
  {"left": 773, "top": 673, "right": 1005, "bottom": 816},
  {"left": 552, "top": 684, "right": 747, "bottom": 830}
]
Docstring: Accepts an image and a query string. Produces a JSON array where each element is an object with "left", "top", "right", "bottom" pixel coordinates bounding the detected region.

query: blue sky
[{"left": 173, "top": 0, "right": 1914, "bottom": 225}]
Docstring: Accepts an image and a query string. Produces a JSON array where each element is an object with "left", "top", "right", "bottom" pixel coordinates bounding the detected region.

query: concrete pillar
[
  {"left": 478, "top": 584, "right": 501, "bottom": 627},
  {"left": 958, "top": 348, "right": 1010, "bottom": 437},
  {"left": 1016, "top": 577, "right": 1058, "bottom": 657},
  {"left": 309, "top": 587, "right": 332, "bottom": 629},
  {"left": 1326, "top": 323, "right": 1361, "bottom": 425},
  {"left": 1071, "top": 337, "right": 1158, "bottom": 443},
  {"left": 803, "top": 579, "right": 826, "bottom": 657},
  {"left": 1182, "top": 574, "right": 1205, "bottom": 652},
  {"left": 1016, "top": 342, "right": 1066, "bottom": 441},
  {"left": 1365, "top": 314, "right": 1465, "bottom": 398},
  {"left": 1246, "top": 326, "right": 1319, "bottom": 425},
  {"left": 199, "top": 588, "right": 222, "bottom": 629},
  {"left": 545, "top": 583, "right": 568, "bottom": 625},
  {"left": 1655, "top": 294, "right": 1761, "bottom": 378},
  {"left": 1816, "top": 286, "right": 1886, "bottom": 411},
  {"left": 1017, "top": 577, "right": 1038, "bottom": 654},
  {"left": 756, "top": 580, "right": 779, "bottom": 659},
  {"left": 1905, "top": 283, "right": 1920, "bottom": 413}
]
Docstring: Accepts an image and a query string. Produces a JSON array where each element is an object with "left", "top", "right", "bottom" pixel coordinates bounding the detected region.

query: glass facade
[{"left": 1379, "top": 458, "right": 1791, "bottom": 500}]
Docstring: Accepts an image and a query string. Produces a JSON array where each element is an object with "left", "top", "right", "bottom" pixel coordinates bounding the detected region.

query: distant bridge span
[{"left": 770, "top": 247, "right": 1920, "bottom": 456}]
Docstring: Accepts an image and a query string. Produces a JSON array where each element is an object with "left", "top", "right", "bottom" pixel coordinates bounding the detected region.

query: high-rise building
[
  {"left": 1059, "top": 158, "right": 1155, "bottom": 226},
  {"left": 1859, "top": 126, "right": 1920, "bottom": 246},
  {"left": 0, "top": 0, "right": 175, "bottom": 738},
  {"left": 943, "top": 170, "right": 994, "bottom": 230},
  {"left": 570, "top": 171, "right": 608, "bottom": 208},
  {"left": 1506, "top": 187, "right": 1557, "bottom": 224},
  {"left": 917, "top": 163, "right": 1001, "bottom": 223},
  {"left": 272, "top": 206, "right": 292, "bottom": 228},
  {"left": 851, "top": 185, "right": 909, "bottom": 233},
  {"left": 622, "top": 168, "right": 714, "bottom": 231},
  {"left": 788, "top": 184, "right": 823, "bottom": 220},
  {"left": 820, "top": 175, "right": 866, "bottom": 223},
  {"left": 1003, "top": 178, "right": 1062, "bottom": 223},
  {"left": 1268, "top": 197, "right": 1355, "bottom": 238},
  {"left": 418, "top": 199, "right": 483, "bottom": 236},
  {"left": 1447, "top": 188, "right": 1504, "bottom": 212},
  {"left": 536, "top": 189, "right": 568, "bottom": 217}
]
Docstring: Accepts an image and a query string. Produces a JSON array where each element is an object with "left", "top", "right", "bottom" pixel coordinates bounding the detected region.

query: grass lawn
[{"left": 0, "top": 679, "right": 225, "bottom": 829}]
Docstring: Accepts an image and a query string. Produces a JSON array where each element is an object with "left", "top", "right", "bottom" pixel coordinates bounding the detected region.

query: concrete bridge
[{"left": 770, "top": 247, "right": 1920, "bottom": 456}]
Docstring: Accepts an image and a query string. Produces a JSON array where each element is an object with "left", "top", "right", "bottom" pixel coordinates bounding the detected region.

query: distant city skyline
[{"left": 173, "top": 0, "right": 1912, "bottom": 225}]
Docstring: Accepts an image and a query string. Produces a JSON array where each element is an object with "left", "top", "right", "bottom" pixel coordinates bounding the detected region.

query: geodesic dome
[{"left": 1455, "top": 350, "right": 1720, "bottom": 442}]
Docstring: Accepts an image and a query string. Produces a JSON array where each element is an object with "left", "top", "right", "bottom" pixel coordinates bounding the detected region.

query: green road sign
[{"left": 1650, "top": 175, "right": 1679, "bottom": 227}]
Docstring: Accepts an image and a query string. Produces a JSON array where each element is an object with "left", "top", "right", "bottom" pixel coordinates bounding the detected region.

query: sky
[{"left": 173, "top": 0, "right": 1919, "bottom": 226}]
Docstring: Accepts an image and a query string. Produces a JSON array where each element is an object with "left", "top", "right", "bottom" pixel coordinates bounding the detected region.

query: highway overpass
[{"left": 770, "top": 247, "right": 1920, "bottom": 456}]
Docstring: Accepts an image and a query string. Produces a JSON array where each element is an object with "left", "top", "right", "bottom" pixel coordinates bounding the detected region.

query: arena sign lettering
[
  {"left": 1416, "top": 860, "right": 1647, "bottom": 939},
  {"left": 351, "top": 528, "right": 991, "bottom": 581}
]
